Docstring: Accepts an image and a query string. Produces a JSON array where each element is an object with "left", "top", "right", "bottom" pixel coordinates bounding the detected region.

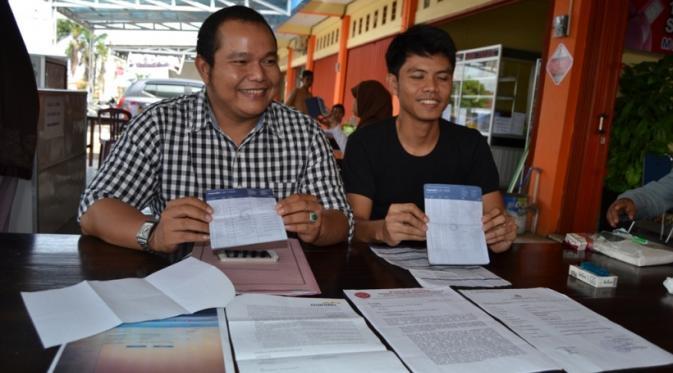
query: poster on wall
[
  {"left": 625, "top": 0, "right": 673, "bottom": 54},
  {"left": 546, "top": 43, "right": 573, "bottom": 86}
]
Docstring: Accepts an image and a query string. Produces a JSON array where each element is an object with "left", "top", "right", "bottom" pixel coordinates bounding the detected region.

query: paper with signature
[
  {"left": 462, "top": 288, "right": 673, "bottom": 372},
  {"left": 370, "top": 246, "right": 509, "bottom": 288},
  {"left": 345, "top": 287, "right": 559, "bottom": 373}
]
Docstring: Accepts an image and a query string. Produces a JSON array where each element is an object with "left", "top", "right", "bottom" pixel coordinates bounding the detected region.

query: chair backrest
[
  {"left": 97, "top": 108, "right": 132, "bottom": 141},
  {"left": 642, "top": 153, "right": 673, "bottom": 185}
]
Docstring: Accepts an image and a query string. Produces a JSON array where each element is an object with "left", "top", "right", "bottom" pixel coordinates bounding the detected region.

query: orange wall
[
  {"left": 312, "top": 54, "right": 338, "bottom": 106},
  {"left": 530, "top": 0, "right": 594, "bottom": 234},
  {"left": 343, "top": 35, "right": 396, "bottom": 118}
]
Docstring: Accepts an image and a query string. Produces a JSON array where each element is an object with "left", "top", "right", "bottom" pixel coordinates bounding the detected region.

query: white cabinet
[{"left": 444, "top": 45, "right": 540, "bottom": 187}]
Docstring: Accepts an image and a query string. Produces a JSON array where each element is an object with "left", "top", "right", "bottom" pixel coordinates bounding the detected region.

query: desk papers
[
  {"left": 424, "top": 184, "right": 489, "bottom": 265},
  {"left": 206, "top": 189, "right": 287, "bottom": 249},
  {"left": 345, "top": 288, "right": 560, "bottom": 373},
  {"left": 462, "top": 288, "right": 673, "bottom": 372},
  {"left": 371, "top": 246, "right": 510, "bottom": 288},
  {"left": 22, "top": 257, "right": 235, "bottom": 348},
  {"left": 226, "top": 294, "right": 407, "bottom": 373},
  {"left": 48, "top": 310, "right": 235, "bottom": 373},
  {"left": 192, "top": 238, "right": 320, "bottom": 296}
]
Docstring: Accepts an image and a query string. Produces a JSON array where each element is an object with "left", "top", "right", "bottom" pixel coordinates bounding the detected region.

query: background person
[
  {"left": 321, "top": 104, "right": 348, "bottom": 152},
  {"left": 606, "top": 169, "right": 673, "bottom": 227},
  {"left": 285, "top": 70, "right": 313, "bottom": 115},
  {"left": 351, "top": 80, "right": 393, "bottom": 129}
]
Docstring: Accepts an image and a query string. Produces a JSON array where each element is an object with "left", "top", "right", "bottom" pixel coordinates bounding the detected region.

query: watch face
[
  {"left": 137, "top": 221, "right": 156, "bottom": 246},
  {"left": 140, "top": 223, "right": 153, "bottom": 237}
]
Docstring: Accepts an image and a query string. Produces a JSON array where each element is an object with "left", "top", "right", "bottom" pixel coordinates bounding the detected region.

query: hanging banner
[{"left": 625, "top": 0, "right": 673, "bottom": 54}]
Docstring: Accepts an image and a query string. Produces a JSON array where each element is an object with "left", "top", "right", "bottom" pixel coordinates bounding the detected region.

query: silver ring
[{"left": 309, "top": 211, "right": 318, "bottom": 223}]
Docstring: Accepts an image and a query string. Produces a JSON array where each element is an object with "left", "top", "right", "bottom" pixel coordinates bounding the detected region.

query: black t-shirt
[{"left": 343, "top": 117, "right": 499, "bottom": 220}]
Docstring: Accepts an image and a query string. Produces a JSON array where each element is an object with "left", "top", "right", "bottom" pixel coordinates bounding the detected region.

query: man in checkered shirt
[{"left": 79, "top": 6, "right": 352, "bottom": 253}]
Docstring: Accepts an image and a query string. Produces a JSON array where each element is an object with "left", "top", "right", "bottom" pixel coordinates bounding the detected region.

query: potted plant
[{"left": 605, "top": 54, "right": 673, "bottom": 194}]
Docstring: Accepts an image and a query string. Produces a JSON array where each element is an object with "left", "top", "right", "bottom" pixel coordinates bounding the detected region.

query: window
[
  {"left": 382, "top": 6, "right": 387, "bottom": 25},
  {"left": 365, "top": 14, "right": 370, "bottom": 32},
  {"left": 391, "top": 1, "right": 397, "bottom": 21},
  {"left": 352, "top": 20, "right": 356, "bottom": 36},
  {"left": 423, "top": 0, "right": 431, "bottom": 9},
  {"left": 358, "top": 17, "right": 362, "bottom": 35},
  {"left": 373, "top": 10, "right": 378, "bottom": 28}
]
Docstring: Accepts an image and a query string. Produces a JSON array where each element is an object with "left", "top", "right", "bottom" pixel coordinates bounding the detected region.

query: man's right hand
[
  {"left": 380, "top": 203, "right": 428, "bottom": 246},
  {"left": 149, "top": 197, "right": 212, "bottom": 252},
  {"left": 606, "top": 198, "right": 637, "bottom": 227}
]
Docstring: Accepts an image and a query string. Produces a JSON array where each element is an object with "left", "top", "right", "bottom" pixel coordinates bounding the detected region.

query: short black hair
[
  {"left": 332, "top": 104, "right": 344, "bottom": 111},
  {"left": 301, "top": 70, "right": 314, "bottom": 79},
  {"left": 197, "top": 6, "right": 277, "bottom": 66},
  {"left": 385, "top": 25, "right": 457, "bottom": 77}
]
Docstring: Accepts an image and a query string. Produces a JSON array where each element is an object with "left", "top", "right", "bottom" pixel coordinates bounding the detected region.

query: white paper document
[
  {"left": 345, "top": 288, "right": 560, "bottom": 373},
  {"left": 226, "top": 294, "right": 407, "bottom": 373},
  {"left": 462, "top": 288, "right": 673, "bottom": 372},
  {"left": 370, "top": 246, "right": 510, "bottom": 288},
  {"left": 22, "top": 257, "right": 235, "bottom": 348},
  {"left": 424, "top": 184, "right": 489, "bottom": 265},
  {"left": 206, "top": 188, "right": 287, "bottom": 249}
]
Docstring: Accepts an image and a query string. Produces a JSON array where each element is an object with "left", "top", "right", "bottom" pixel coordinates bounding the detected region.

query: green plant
[{"left": 605, "top": 54, "right": 673, "bottom": 193}]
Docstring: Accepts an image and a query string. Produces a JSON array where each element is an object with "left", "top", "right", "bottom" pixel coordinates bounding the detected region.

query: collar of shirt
[{"left": 190, "top": 88, "right": 284, "bottom": 141}]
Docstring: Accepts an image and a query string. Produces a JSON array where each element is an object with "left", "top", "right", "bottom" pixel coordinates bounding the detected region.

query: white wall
[{"left": 9, "top": 0, "right": 62, "bottom": 56}]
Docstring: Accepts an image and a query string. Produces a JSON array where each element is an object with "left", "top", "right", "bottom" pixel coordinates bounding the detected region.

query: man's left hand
[
  {"left": 276, "top": 194, "right": 323, "bottom": 244},
  {"left": 482, "top": 208, "right": 517, "bottom": 253}
]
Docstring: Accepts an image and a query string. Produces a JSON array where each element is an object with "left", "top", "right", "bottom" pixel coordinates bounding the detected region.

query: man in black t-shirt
[{"left": 342, "top": 25, "right": 516, "bottom": 252}]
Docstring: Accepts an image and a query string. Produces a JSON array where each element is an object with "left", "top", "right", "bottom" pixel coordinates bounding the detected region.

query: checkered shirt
[{"left": 79, "top": 89, "right": 353, "bottom": 239}]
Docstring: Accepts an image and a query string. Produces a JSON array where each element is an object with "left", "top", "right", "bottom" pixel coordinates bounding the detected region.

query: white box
[{"left": 568, "top": 265, "right": 618, "bottom": 288}]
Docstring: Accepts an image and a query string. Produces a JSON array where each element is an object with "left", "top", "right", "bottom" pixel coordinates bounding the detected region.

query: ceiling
[
  {"left": 53, "top": 0, "right": 353, "bottom": 58},
  {"left": 54, "top": 0, "right": 298, "bottom": 31}
]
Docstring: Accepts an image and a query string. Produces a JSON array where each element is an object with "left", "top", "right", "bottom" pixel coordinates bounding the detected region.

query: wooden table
[{"left": 2, "top": 233, "right": 673, "bottom": 371}]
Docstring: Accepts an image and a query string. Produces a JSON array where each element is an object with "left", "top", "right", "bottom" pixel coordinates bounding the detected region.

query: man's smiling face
[
  {"left": 198, "top": 20, "right": 280, "bottom": 125},
  {"left": 388, "top": 53, "right": 453, "bottom": 124}
]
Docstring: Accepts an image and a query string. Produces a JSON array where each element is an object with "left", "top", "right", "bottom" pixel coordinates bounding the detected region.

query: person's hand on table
[
  {"left": 276, "top": 194, "right": 324, "bottom": 244},
  {"left": 606, "top": 198, "right": 636, "bottom": 227},
  {"left": 149, "top": 197, "right": 212, "bottom": 253},
  {"left": 380, "top": 203, "right": 428, "bottom": 246},
  {"left": 482, "top": 208, "right": 516, "bottom": 253}
]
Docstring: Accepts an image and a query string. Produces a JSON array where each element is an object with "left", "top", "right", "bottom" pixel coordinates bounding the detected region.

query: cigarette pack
[
  {"left": 568, "top": 264, "right": 617, "bottom": 288},
  {"left": 564, "top": 233, "right": 592, "bottom": 250}
]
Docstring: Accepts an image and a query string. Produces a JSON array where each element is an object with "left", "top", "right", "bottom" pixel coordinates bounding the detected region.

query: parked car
[{"left": 118, "top": 78, "right": 204, "bottom": 115}]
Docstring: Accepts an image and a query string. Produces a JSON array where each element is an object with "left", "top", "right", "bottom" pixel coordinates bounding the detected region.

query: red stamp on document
[{"left": 354, "top": 292, "right": 370, "bottom": 299}]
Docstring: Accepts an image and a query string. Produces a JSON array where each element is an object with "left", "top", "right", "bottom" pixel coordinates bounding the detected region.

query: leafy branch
[{"left": 605, "top": 54, "right": 673, "bottom": 193}]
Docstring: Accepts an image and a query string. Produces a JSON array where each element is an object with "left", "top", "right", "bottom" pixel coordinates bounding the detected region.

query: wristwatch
[{"left": 136, "top": 220, "right": 158, "bottom": 251}]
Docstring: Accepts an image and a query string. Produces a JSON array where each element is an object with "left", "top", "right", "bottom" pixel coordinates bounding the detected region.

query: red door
[{"left": 559, "top": 0, "right": 629, "bottom": 232}]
